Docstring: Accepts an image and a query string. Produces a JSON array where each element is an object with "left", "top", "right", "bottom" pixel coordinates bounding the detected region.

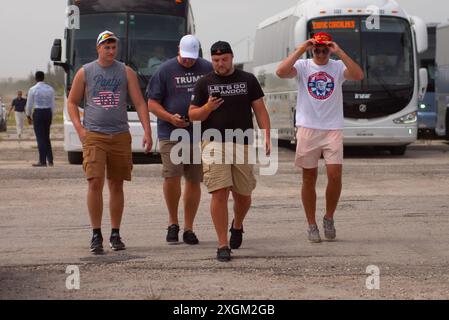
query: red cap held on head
[{"left": 313, "top": 32, "right": 333, "bottom": 44}]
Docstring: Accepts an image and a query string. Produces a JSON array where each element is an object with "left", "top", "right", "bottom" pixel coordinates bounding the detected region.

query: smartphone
[
  {"left": 181, "top": 115, "right": 190, "bottom": 123},
  {"left": 211, "top": 91, "right": 222, "bottom": 99}
]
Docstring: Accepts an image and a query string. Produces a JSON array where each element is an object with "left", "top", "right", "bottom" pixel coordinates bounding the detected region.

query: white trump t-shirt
[{"left": 294, "top": 59, "right": 347, "bottom": 130}]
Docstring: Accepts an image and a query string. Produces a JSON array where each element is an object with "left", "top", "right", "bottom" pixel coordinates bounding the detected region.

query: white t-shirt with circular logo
[{"left": 294, "top": 59, "right": 347, "bottom": 130}]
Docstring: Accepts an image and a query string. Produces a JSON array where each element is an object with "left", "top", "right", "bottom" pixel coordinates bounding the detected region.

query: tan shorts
[
  {"left": 295, "top": 127, "right": 344, "bottom": 169},
  {"left": 82, "top": 131, "right": 133, "bottom": 181},
  {"left": 159, "top": 140, "right": 203, "bottom": 183},
  {"left": 201, "top": 142, "right": 257, "bottom": 196}
]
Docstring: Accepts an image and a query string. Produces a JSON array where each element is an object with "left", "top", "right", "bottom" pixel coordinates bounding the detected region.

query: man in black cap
[{"left": 189, "top": 41, "right": 271, "bottom": 262}]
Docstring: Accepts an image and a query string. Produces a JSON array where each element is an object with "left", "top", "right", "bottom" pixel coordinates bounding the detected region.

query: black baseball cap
[{"left": 211, "top": 41, "right": 233, "bottom": 56}]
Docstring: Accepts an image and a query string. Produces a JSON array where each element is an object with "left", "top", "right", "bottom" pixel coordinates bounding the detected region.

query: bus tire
[
  {"left": 68, "top": 152, "right": 83, "bottom": 165},
  {"left": 390, "top": 145, "right": 407, "bottom": 156}
]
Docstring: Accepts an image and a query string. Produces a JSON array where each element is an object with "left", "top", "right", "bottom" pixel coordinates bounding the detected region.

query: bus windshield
[
  {"left": 362, "top": 17, "right": 414, "bottom": 90},
  {"left": 70, "top": 13, "right": 127, "bottom": 85},
  {"left": 128, "top": 14, "right": 186, "bottom": 82},
  {"left": 309, "top": 16, "right": 415, "bottom": 119},
  {"left": 309, "top": 16, "right": 414, "bottom": 91},
  {"left": 69, "top": 13, "right": 186, "bottom": 87}
]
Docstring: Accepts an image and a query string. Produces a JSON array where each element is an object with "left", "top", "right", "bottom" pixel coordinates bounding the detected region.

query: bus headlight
[{"left": 393, "top": 112, "right": 417, "bottom": 124}]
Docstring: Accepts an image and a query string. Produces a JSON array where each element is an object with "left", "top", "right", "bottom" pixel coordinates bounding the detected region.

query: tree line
[{"left": 0, "top": 63, "right": 65, "bottom": 98}]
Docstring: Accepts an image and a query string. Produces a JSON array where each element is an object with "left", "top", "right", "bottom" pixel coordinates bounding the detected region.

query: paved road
[{"left": 1, "top": 126, "right": 449, "bottom": 299}]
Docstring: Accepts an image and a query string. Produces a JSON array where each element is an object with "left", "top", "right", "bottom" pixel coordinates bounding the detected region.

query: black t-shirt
[
  {"left": 191, "top": 69, "right": 264, "bottom": 143},
  {"left": 12, "top": 98, "right": 27, "bottom": 112}
]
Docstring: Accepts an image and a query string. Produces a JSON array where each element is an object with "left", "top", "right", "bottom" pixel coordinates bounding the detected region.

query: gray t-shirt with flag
[{"left": 83, "top": 60, "right": 129, "bottom": 134}]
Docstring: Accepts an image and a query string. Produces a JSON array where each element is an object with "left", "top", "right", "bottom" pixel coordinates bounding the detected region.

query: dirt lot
[{"left": 1, "top": 125, "right": 449, "bottom": 300}]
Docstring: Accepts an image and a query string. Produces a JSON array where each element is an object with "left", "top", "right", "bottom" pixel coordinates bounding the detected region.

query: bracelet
[{"left": 204, "top": 103, "right": 210, "bottom": 111}]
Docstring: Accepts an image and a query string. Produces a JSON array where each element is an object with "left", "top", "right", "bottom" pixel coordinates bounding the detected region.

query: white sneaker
[
  {"left": 323, "top": 217, "right": 337, "bottom": 241},
  {"left": 308, "top": 225, "right": 322, "bottom": 243}
]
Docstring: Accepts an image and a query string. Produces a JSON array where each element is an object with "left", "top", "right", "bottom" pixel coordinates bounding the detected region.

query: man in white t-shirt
[{"left": 276, "top": 32, "right": 364, "bottom": 243}]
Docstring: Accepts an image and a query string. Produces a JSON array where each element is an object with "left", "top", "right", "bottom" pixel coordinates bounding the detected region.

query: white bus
[
  {"left": 435, "top": 22, "right": 449, "bottom": 139},
  {"left": 253, "top": 0, "right": 429, "bottom": 155},
  {"left": 51, "top": 0, "right": 196, "bottom": 164}
]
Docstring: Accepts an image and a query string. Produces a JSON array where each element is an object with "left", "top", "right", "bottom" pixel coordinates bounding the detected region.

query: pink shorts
[{"left": 295, "top": 127, "right": 344, "bottom": 169}]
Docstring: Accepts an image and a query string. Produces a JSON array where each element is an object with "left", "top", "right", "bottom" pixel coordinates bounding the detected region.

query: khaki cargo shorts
[
  {"left": 159, "top": 140, "right": 203, "bottom": 183},
  {"left": 82, "top": 131, "right": 133, "bottom": 181},
  {"left": 201, "top": 141, "right": 257, "bottom": 196}
]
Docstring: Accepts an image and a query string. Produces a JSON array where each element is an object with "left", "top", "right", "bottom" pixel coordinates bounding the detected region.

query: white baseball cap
[{"left": 179, "top": 35, "right": 200, "bottom": 59}]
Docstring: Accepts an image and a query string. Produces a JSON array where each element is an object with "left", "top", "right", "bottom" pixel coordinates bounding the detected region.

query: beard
[{"left": 215, "top": 66, "right": 232, "bottom": 76}]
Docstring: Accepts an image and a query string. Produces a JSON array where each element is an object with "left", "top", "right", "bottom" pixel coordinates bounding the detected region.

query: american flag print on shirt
[{"left": 92, "top": 91, "right": 121, "bottom": 109}]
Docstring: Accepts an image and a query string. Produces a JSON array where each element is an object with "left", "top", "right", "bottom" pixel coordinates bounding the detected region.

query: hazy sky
[{"left": 0, "top": 0, "right": 448, "bottom": 79}]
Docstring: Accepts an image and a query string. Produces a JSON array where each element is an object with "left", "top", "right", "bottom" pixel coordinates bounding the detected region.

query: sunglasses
[{"left": 313, "top": 47, "right": 330, "bottom": 55}]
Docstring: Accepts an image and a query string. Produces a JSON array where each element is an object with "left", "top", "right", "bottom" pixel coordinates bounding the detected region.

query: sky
[{"left": 0, "top": 0, "right": 448, "bottom": 80}]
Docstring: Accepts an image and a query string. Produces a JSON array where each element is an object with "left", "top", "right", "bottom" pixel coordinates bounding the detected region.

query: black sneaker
[
  {"left": 166, "top": 224, "right": 180, "bottom": 244},
  {"left": 183, "top": 230, "right": 199, "bottom": 245},
  {"left": 90, "top": 234, "right": 104, "bottom": 254},
  {"left": 110, "top": 234, "right": 126, "bottom": 251},
  {"left": 230, "top": 220, "right": 244, "bottom": 250},
  {"left": 216, "top": 246, "right": 232, "bottom": 262}
]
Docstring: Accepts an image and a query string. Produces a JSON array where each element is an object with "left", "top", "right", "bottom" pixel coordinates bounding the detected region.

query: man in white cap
[{"left": 147, "top": 35, "right": 212, "bottom": 245}]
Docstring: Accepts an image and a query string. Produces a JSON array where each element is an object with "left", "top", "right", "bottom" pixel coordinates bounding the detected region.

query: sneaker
[
  {"left": 308, "top": 225, "right": 322, "bottom": 243},
  {"left": 323, "top": 217, "right": 337, "bottom": 241},
  {"left": 110, "top": 234, "right": 126, "bottom": 251},
  {"left": 229, "top": 220, "right": 244, "bottom": 250},
  {"left": 183, "top": 230, "right": 199, "bottom": 245},
  {"left": 216, "top": 246, "right": 232, "bottom": 262},
  {"left": 166, "top": 224, "right": 180, "bottom": 244},
  {"left": 90, "top": 234, "right": 104, "bottom": 254}
]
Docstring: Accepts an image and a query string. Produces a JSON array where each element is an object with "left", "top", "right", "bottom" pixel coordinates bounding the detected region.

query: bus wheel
[
  {"left": 390, "top": 146, "right": 407, "bottom": 156},
  {"left": 68, "top": 152, "right": 83, "bottom": 165}
]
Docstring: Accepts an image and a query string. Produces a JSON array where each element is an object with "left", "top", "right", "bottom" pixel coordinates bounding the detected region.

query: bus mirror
[
  {"left": 51, "top": 39, "right": 62, "bottom": 62},
  {"left": 419, "top": 68, "right": 428, "bottom": 101}
]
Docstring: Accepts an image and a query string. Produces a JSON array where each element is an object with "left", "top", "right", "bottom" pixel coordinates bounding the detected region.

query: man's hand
[
  {"left": 326, "top": 41, "right": 343, "bottom": 56},
  {"left": 170, "top": 114, "right": 190, "bottom": 128},
  {"left": 300, "top": 39, "right": 317, "bottom": 52},
  {"left": 206, "top": 96, "right": 224, "bottom": 112},
  {"left": 27, "top": 116, "right": 33, "bottom": 125},
  {"left": 265, "top": 136, "right": 271, "bottom": 156},
  {"left": 143, "top": 133, "right": 153, "bottom": 154},
  {"left": 77, "top": 127, "right": 87, "bottom": 144}
]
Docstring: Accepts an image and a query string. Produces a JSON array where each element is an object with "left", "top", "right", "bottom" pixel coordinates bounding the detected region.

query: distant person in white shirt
[
  {"left": 148, "top": 46, "right": 167, "bottom": 76},
  {"left": 276, "top": 32, "right": 364, "bottom": 243},
  {"left": 26, "top": 71, "right": 56, "bottom": 167}
]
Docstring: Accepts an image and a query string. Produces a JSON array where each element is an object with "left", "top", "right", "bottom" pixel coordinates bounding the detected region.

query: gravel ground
[{"left": 1, "top": 125, "right": 449, "bottom": 300}]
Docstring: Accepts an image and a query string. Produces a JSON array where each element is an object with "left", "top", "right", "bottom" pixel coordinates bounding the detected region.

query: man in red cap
[{"left": 276, "top": 33, "right": 364, "bottom": 243}]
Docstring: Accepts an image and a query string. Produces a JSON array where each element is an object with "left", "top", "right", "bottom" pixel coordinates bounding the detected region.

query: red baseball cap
[{"left": 313, "top": 32, "right": 333, "bottom": 44}]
